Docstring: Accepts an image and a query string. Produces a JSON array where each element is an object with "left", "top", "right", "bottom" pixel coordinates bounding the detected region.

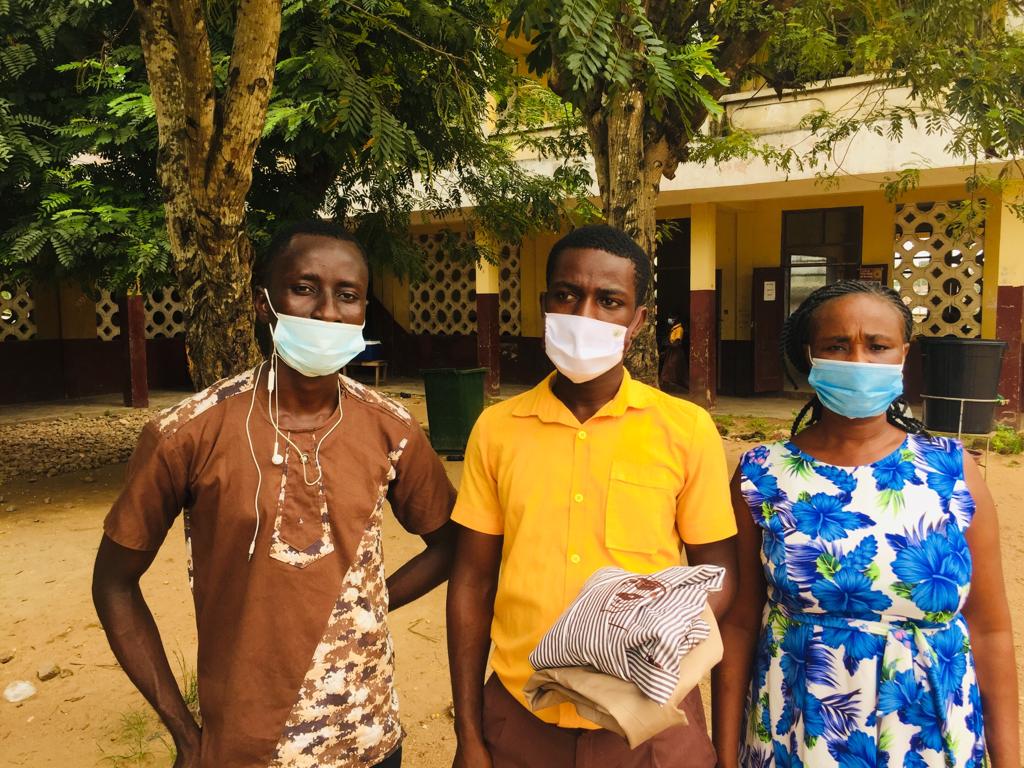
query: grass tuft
[{"left": 991, "top": 424, "right": 1024, "bottom": 455}]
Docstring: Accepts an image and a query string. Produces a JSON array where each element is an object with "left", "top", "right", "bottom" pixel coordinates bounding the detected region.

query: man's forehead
[
  {"left": 550, "top": 247, "right": 635, "bottom": 286},
  {"left": 272, "top": 235, "right": 367, "bottom": 279}
]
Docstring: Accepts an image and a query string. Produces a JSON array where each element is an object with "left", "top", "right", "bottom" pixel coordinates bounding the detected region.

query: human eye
[{"left": 291, "top": 284, "right": 315, "bottom": 295}]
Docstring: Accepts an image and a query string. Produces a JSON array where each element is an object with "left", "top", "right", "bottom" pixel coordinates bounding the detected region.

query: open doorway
[
  {"left": 655, "top": 219, "right": 690, "bottom": 391},
  {"left": 782, "top": 206, "right": 863, "bottom": 389}
]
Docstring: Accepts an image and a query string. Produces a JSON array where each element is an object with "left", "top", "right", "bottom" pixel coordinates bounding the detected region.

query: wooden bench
[{"left": 343, "top": 359, "right": 388, "bottom": 387}]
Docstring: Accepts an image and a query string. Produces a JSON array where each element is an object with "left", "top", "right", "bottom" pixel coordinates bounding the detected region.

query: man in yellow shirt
[{"left": 447, "top": 225, "right": 738, "bottom": 768}]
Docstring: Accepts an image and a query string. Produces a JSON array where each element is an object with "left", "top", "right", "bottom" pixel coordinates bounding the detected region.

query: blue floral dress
[{"left": 737, "top": 434, "right": 986, "bottom": 768}]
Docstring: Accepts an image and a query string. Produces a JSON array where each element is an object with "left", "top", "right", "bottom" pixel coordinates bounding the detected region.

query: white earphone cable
[
  {"left": 244, "top": 361, "right": 267, "bottom": 561},
  {"left": 267, "top": 351, "right": 343, "bottom": 486}
]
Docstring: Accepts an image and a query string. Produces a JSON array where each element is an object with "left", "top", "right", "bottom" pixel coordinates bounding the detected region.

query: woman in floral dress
[{"left": 711, "top": 281, "right": 1019, "bottom": 768}]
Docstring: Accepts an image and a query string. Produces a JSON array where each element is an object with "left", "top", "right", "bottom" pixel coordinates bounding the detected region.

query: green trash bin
[{"left": 421, "top": 368, "right": 488, "bottom": 453}]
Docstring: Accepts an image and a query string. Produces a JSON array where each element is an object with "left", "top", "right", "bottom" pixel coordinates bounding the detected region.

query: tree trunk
[
  {"left": 135, "top": 0, "right": 280, "bottom": 390},
  {"left": 587, "top": 86, "right": 666, "bottom": 387},
  {"left": 170, "top": 212, "right": 262, "bottom": 387}
]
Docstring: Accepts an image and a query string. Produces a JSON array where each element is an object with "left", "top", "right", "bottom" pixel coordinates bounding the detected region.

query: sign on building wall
[{"left": 858, "top": 264, "right": 889, "bottom": 287}]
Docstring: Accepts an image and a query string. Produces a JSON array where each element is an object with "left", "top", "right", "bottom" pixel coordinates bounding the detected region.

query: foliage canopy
[{"left": 0, "top": 0, "right": 592, "bottom": 292}]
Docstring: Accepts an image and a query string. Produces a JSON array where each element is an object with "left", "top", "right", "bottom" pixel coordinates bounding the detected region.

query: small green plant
[
  {"left": 100, "top": 710, "right": 169, "bottom": 767},
  {"left": 173, "top": 650, "right": 201, "bottom": 722},
  {"left": 990, "top": 424, "right": 1024, "bottom": 455}
]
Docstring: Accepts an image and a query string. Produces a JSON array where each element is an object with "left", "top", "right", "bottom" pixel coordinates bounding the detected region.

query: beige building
[
  {"left": 3, "top": 77, "right": 1022, "bottom": 426},
  {"left": 371, "top": 75, "right": 1024, "bottom": 422}
]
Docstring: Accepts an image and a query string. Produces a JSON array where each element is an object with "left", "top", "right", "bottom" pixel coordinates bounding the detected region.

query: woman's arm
[
  {"left": 961, "top": 453, "right": 1020, "bottom": 768},
  {"left": 711, "top": 470, "right": 768, "bottom": 768}
]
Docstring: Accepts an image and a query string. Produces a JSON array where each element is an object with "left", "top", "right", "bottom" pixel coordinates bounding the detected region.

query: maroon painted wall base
[
  {"left": 996, "top": 285, "right": 1023, "bottom": 423},
  {"left": 0, "top": 338, "right": 191, "bottom": 405},
  {"left": 689, "top": 289, "right": 717, "bottom": 408},
  {"left": 476, "top": 292, "right": 501, "bottom": 396}
]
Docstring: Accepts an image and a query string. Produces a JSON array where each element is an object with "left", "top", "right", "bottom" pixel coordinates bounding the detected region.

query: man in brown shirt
[{"left": 93, "top": 221, "right": 457, "bottom": 768}]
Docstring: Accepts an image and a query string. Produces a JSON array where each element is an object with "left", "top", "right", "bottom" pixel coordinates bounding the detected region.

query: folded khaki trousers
[{"left": 523, "top": 607, "right": 723, "bottom": 749}]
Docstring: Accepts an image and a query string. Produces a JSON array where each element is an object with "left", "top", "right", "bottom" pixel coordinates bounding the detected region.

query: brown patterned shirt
[{"left": 104, "top": 368, "right": 456, "bottom": 767}]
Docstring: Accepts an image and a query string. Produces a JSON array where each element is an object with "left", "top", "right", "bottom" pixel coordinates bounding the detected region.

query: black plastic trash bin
[
  {"left": 919, "top": 338, "right": 1006, "bottom": 434},
  {"left": 422, "top": 368, "right": 488, "bottom": 452}
]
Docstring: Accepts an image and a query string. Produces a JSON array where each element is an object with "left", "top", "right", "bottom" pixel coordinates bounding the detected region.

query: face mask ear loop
[
  {"left": 245, "top": 360, "right": 267, "bottom": 561},
  {"left": 262, "top": 287, "right": 278, "bottom": 318}
]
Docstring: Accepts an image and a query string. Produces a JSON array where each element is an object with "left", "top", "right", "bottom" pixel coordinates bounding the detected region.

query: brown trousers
[{"left": 482, "top": 676, "right": 717, "bottom": 768}]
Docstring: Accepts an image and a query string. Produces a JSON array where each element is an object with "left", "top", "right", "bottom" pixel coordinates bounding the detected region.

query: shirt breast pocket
[{"left": 605, "top": 461, "right": 678, "bottom": 555}]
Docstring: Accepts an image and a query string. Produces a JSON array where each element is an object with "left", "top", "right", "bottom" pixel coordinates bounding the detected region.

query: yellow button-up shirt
[{"left": 452, "top": 370, "right": 736, "bottom": 728}]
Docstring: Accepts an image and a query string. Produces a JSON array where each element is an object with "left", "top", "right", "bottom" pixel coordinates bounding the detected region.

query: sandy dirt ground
[{"left": 1, "top": 438, "right": 1023, "bottom": 766}]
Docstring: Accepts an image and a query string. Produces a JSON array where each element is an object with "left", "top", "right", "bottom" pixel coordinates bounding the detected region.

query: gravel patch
[{"left": 0, "top": 410, "right": 160, "bottom": 485}]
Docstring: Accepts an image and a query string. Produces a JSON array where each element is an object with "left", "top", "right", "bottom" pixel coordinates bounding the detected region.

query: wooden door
[{"left": 753, "top": 267, "right": 786, "bottom": 392}]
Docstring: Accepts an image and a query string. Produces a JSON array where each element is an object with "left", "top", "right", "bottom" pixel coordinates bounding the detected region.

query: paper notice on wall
[{"left": 763, "top": 281, "right": 776, "bottom": 301}]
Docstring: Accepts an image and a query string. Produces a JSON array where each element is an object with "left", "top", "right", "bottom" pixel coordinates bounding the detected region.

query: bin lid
[
  {"left": 420, "top": 367, "right": 489, "bottom": 375},
  {"left": 917, "top": 337, "right": 1007, "bottom": 348}
]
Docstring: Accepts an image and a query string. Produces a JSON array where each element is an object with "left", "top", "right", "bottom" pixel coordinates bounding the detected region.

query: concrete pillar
[
  {"left": 995, "top": 189, "right": 1024, "bottom": 423},
  {"left": 120, "top": 294, "right": 149, "bottom": 407},
  {"left": 475, "top": 236, "right": 501, "bottom": 398},
  {"left": 689, "top": 203, "right": 717, "bottom": 408}
]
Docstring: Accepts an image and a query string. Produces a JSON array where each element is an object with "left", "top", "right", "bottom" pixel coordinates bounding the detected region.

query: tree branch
[
  {"left": 165, "top": 0, "right": 215, "bottom": 176},
  {"left": 674, "top": 0, "right": 715, "bottom": 43},
  {"left": 133, "top": 0, "right": 195, "bottom": 256},
  {"left": 709, "top": 0, "right": 800, "bottom": 101},
  {"left": 206, "top": 0, "right": 282, "bottom": 212},
  {"left": 658, "top": 0, "right": 800, "bottom": 171}
]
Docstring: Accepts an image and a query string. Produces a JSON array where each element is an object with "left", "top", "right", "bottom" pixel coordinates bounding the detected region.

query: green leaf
[
  {"left": 782, "top": 452, "right": 815, "bottom": 478},
  {"left": 878, "top": 730, "right": 893, "bottom": 752},
  {"left": 891, "top": 582, "right": 914, "bottom": 600},
  {"left": 878, "top": 488, "right": 906, "bottom": 513},
  {"left": 816, "top": 552, "right": 841, "bottom": 579}
]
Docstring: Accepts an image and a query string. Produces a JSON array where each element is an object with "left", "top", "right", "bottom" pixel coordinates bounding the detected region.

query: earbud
[{"left": 271, "top": 438, "right": 284, "bottom": 465}]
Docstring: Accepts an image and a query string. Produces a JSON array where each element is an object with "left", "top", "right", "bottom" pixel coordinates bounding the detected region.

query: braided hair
[{"left": 781, "top": 280, "right": 929, "bottom": 438}]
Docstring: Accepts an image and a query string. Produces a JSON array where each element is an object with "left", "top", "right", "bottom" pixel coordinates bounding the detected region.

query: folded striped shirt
[{"left": 529, "top": 565, "right": 725, "bottom": 704}]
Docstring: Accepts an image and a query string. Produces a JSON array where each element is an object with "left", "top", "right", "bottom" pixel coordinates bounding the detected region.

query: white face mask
[
  {"left": 544, "top": 313, "right": 629, "bottom": 384},
  {"left": 264, "top": 289, "right": 366, "bottom": 377}
]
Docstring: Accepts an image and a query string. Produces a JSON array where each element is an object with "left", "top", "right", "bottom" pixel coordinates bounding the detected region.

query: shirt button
[
  {"left": 570, "top": 553, "right": 581, "bottom": 564},
  {"left": 577, "top": 430, "right": 587, "bottom": 440},
  {"left": 573, "top": 493, "right": 584, "bottom": 503}
]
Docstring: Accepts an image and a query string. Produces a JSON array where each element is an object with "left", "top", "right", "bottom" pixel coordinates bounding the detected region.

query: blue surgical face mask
[
  {"left": 264, "top": 289, "right": 366, "bottom": 377},
  {"left": 807, "top": 357, "right": 904, "bottom": 419}
]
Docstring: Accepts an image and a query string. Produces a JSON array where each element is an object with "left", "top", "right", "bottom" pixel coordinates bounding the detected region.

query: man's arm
[
  {"left": 386, "top": 520, "right": 457, "bottom": 611},
  {"left": 677, "top": 409, "right": 738, "bottom": 620},
  {"left": 92, "top": 535, "right": 201, "bottom": 767},
  {"left": 447, "top": 526, "right": 502, "bottom": 768}
]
